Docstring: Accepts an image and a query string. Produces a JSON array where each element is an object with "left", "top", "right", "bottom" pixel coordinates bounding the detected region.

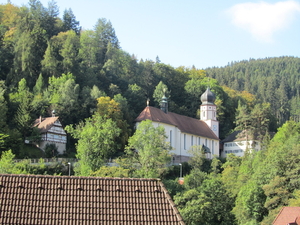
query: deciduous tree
[
  {"left": 125, "top": 120, "right": 171, "bottom": 178},
  {"left": 66, "top": 113, "right": 121, "bottom": 176}
]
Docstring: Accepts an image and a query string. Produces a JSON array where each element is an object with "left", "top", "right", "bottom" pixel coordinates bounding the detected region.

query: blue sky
[{"left": 2, "top": 0, "right": 300, "bottom": 69}]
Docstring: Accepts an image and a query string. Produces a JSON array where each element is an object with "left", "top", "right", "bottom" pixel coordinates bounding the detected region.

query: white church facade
[{"left": 135, "top": 87, "right": 220, "bottom": 163}]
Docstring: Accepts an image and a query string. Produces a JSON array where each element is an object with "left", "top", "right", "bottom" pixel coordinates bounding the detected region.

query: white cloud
[{"left": 227, "top": 0, "right": 300, "bottom": 43}]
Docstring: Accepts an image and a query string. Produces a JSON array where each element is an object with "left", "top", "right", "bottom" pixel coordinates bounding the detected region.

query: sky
[{"left": 2, "top": 0, "right": 300, "bottom": 69}]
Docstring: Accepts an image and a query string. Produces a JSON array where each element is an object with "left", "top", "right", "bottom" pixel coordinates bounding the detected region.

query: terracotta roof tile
[
  {"left": 33, "top": 116, "right": 60, "bottom": 133},
  {"left": 273, "top": 207, "right": 300, "bottom": 225},
  {"left": 136, "top": 106, "right": 218, "bottom": 140},
  {"left": 0, "top": 174, "right": 185, "bottom": 225}
]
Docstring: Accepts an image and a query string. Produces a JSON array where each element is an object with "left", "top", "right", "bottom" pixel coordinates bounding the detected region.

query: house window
[
  {"left": 184, "top": 134, "right": 186, "bottom": 150},
  {"left": 170, "top": 130, "right": 172, "bottom": 147}
]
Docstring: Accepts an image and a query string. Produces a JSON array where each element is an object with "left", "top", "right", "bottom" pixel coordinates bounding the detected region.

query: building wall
[
  {"left": 200, "top": 104, "right": 219, "bottom": 138},
  {"left": 39, "top": 120, "right": 67, "bottom": 155},
  {"left": 221, "top": 140, "right": 260, "bottom": 157}
]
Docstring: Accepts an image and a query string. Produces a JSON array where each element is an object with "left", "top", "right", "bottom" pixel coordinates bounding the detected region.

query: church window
[
  {"left": 198, "top": 137, "right": 201, "bottom": 145},
  {"left": 184, "top": 134, "right": 186, "bottom": 150},
  {"left": 212, "top": 140, "right": 214, "bottom": 155},
  {"left": 191, "top": 136, "right": 193, "bottom": 146}
]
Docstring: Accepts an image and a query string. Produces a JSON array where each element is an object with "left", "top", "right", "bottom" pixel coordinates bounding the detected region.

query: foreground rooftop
[{"left": 0, "top": 174, "right": 185, "bottom": 225}]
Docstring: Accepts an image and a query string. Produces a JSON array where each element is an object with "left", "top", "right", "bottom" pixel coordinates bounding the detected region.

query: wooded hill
[
  {"left": 206, "top": 57, "right": 300, "bottom": 124},
  {"left": 0, "top": 1, "right": 299, "bottom": 158}
]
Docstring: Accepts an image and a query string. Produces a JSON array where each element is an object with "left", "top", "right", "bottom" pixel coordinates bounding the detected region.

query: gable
[
  {"left": 0, "top": 174, "right": 185, "bottom": 225},
  {"left": 33, "top": 117, "right": 65, "bottom": 134},
  {"left": 136, "top": 106, "right": 218, "bottom": 140}
]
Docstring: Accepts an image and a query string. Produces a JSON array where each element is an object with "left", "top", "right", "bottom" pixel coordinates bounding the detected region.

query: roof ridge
[{"left": 0, "top": 174, "right": 161, "bottom": 181}]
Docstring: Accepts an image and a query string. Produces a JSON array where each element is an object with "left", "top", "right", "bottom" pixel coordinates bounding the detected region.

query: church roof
[
  {"left": 135, "top": 106, "right": 219, "bottom": 140},
  {"left": 33, "top": 117, "right": 60, "bottom": 133},
  {"left": 0, "top": 174, "right": 185, "bottom": 225}
]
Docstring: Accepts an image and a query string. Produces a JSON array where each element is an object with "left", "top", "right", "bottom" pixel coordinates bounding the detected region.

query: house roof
[
  {"left": 222, "top": 130, "right": 275, "bottom": 143},
  {"left": 221, "top": 130, "right": 244, "bottom": 143},
  {"left": 0, "top": 174, "right": 185, "bottom": 225},
  {"left": 273, "top": 207, "right": 300, "bottom": 225},
  {"left": 135, "top": 106, "right": 219, "bottom": 140},
  {"left": 33, "top": 116, "right": 60, "bottom": 133}
]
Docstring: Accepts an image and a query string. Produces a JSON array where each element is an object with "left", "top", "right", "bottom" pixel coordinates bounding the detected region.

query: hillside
[
  {"left": 0, "top": 0, "right": 299, "bottom": 156},
  {"left": 206, "top": 57, "right": 300, "bottom": 124}
]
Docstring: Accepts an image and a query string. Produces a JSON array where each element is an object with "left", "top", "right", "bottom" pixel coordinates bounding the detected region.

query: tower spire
[
  {"left": 200, "top": 87, "right": 219, "bottom": 138},
  {"left": 160, "top": 91, "right": 168, "bottom": 114}
]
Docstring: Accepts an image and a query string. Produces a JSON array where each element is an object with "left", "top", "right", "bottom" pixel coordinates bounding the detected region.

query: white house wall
[
  {"left": 222, "top": 140, "right": 260, "bottom": 157},
  {"left": 48, "top": 125, "right": 66, "bottom": 136}
]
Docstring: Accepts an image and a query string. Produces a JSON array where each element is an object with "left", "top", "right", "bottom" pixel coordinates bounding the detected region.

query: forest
[{"left": 1, "top": 1, "right": 300, "bottom": 224}]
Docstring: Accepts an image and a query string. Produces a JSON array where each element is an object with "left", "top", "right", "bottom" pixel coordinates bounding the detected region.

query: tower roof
[{"left": 201, "top": 87, "right": 216, "bottom": 105}]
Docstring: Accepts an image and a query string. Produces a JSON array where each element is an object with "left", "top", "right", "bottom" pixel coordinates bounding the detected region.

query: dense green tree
[
  {"left": 175, "top": 174, "right": 236, "bottom": 225},
  {"left": 290, "top": 95, "right": 300, "bottom": 122},
  {"left": 66, "top": 113, "right": 121, "bottom": 176},
  {"left": 41, "top": 39, "right": 61, "bottom": 78},
  {"left": 44, "top": 73, "right": 80, "bottom": 124},
  {"left": 94, "top": 18, "right": 119, "bottom": 67},
  {"left": 251, "top": 103, "right": 271, "bottom": 141},
  {"left": 96, "top": 96, "right": 131, "bottom": 152},
  {"left": 0, "top": 81, "right": 8, "bottom": 132},
  {"left": 0, "top": 150, "right": 18, "bottom": 174},
  {"left": 125, "top": 120, "right": 172, "bottom": 178},
  {"left": 152, "top": 81, "right": 170, "bottom": 107},
  {"left": 174, "top": 189, "right": 212, "bottom": 225},
  {"left": 233, "top": 180, "right": 267, "bottom": 224},
  {"left": 221, "top": 153, "right": 242, "bottom": 198},
  {"left": 206, "top": 57, "right": 300, "bottom": 127},
  {"left": 62, "top": 8, "right": 80, "bottom": 34},
  {"left": 124, "top": 83, "right": 147, "bottom": 117},
  {"left": 60, "top": 30, "right": 80, "bottom": 75},
  {"left": 235, "top": 101, "right": 254, "bottom": 141}
]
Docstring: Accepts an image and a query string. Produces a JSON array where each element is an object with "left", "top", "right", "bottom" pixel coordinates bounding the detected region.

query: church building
[{"left": 135, "top": 87, "right": 219, "bottom": 163}]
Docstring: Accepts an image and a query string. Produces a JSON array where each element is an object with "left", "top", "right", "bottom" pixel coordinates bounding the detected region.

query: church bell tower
[{"left": 200, "top": 87, "right": 219, "bottom": 138}]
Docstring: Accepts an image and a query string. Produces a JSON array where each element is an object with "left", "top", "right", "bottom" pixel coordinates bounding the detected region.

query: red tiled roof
[
  {"left": 273, "top": 207, "right": 300, "bottom": 225},
  {"left": 0, "top": 174, "right": 185, "bottom": 225},
  {"left": 33, "top": 117, "right": 59, "bottom": 133},
  {"left": 135, "top": 106, "right": 218, "bottom": 140}
]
